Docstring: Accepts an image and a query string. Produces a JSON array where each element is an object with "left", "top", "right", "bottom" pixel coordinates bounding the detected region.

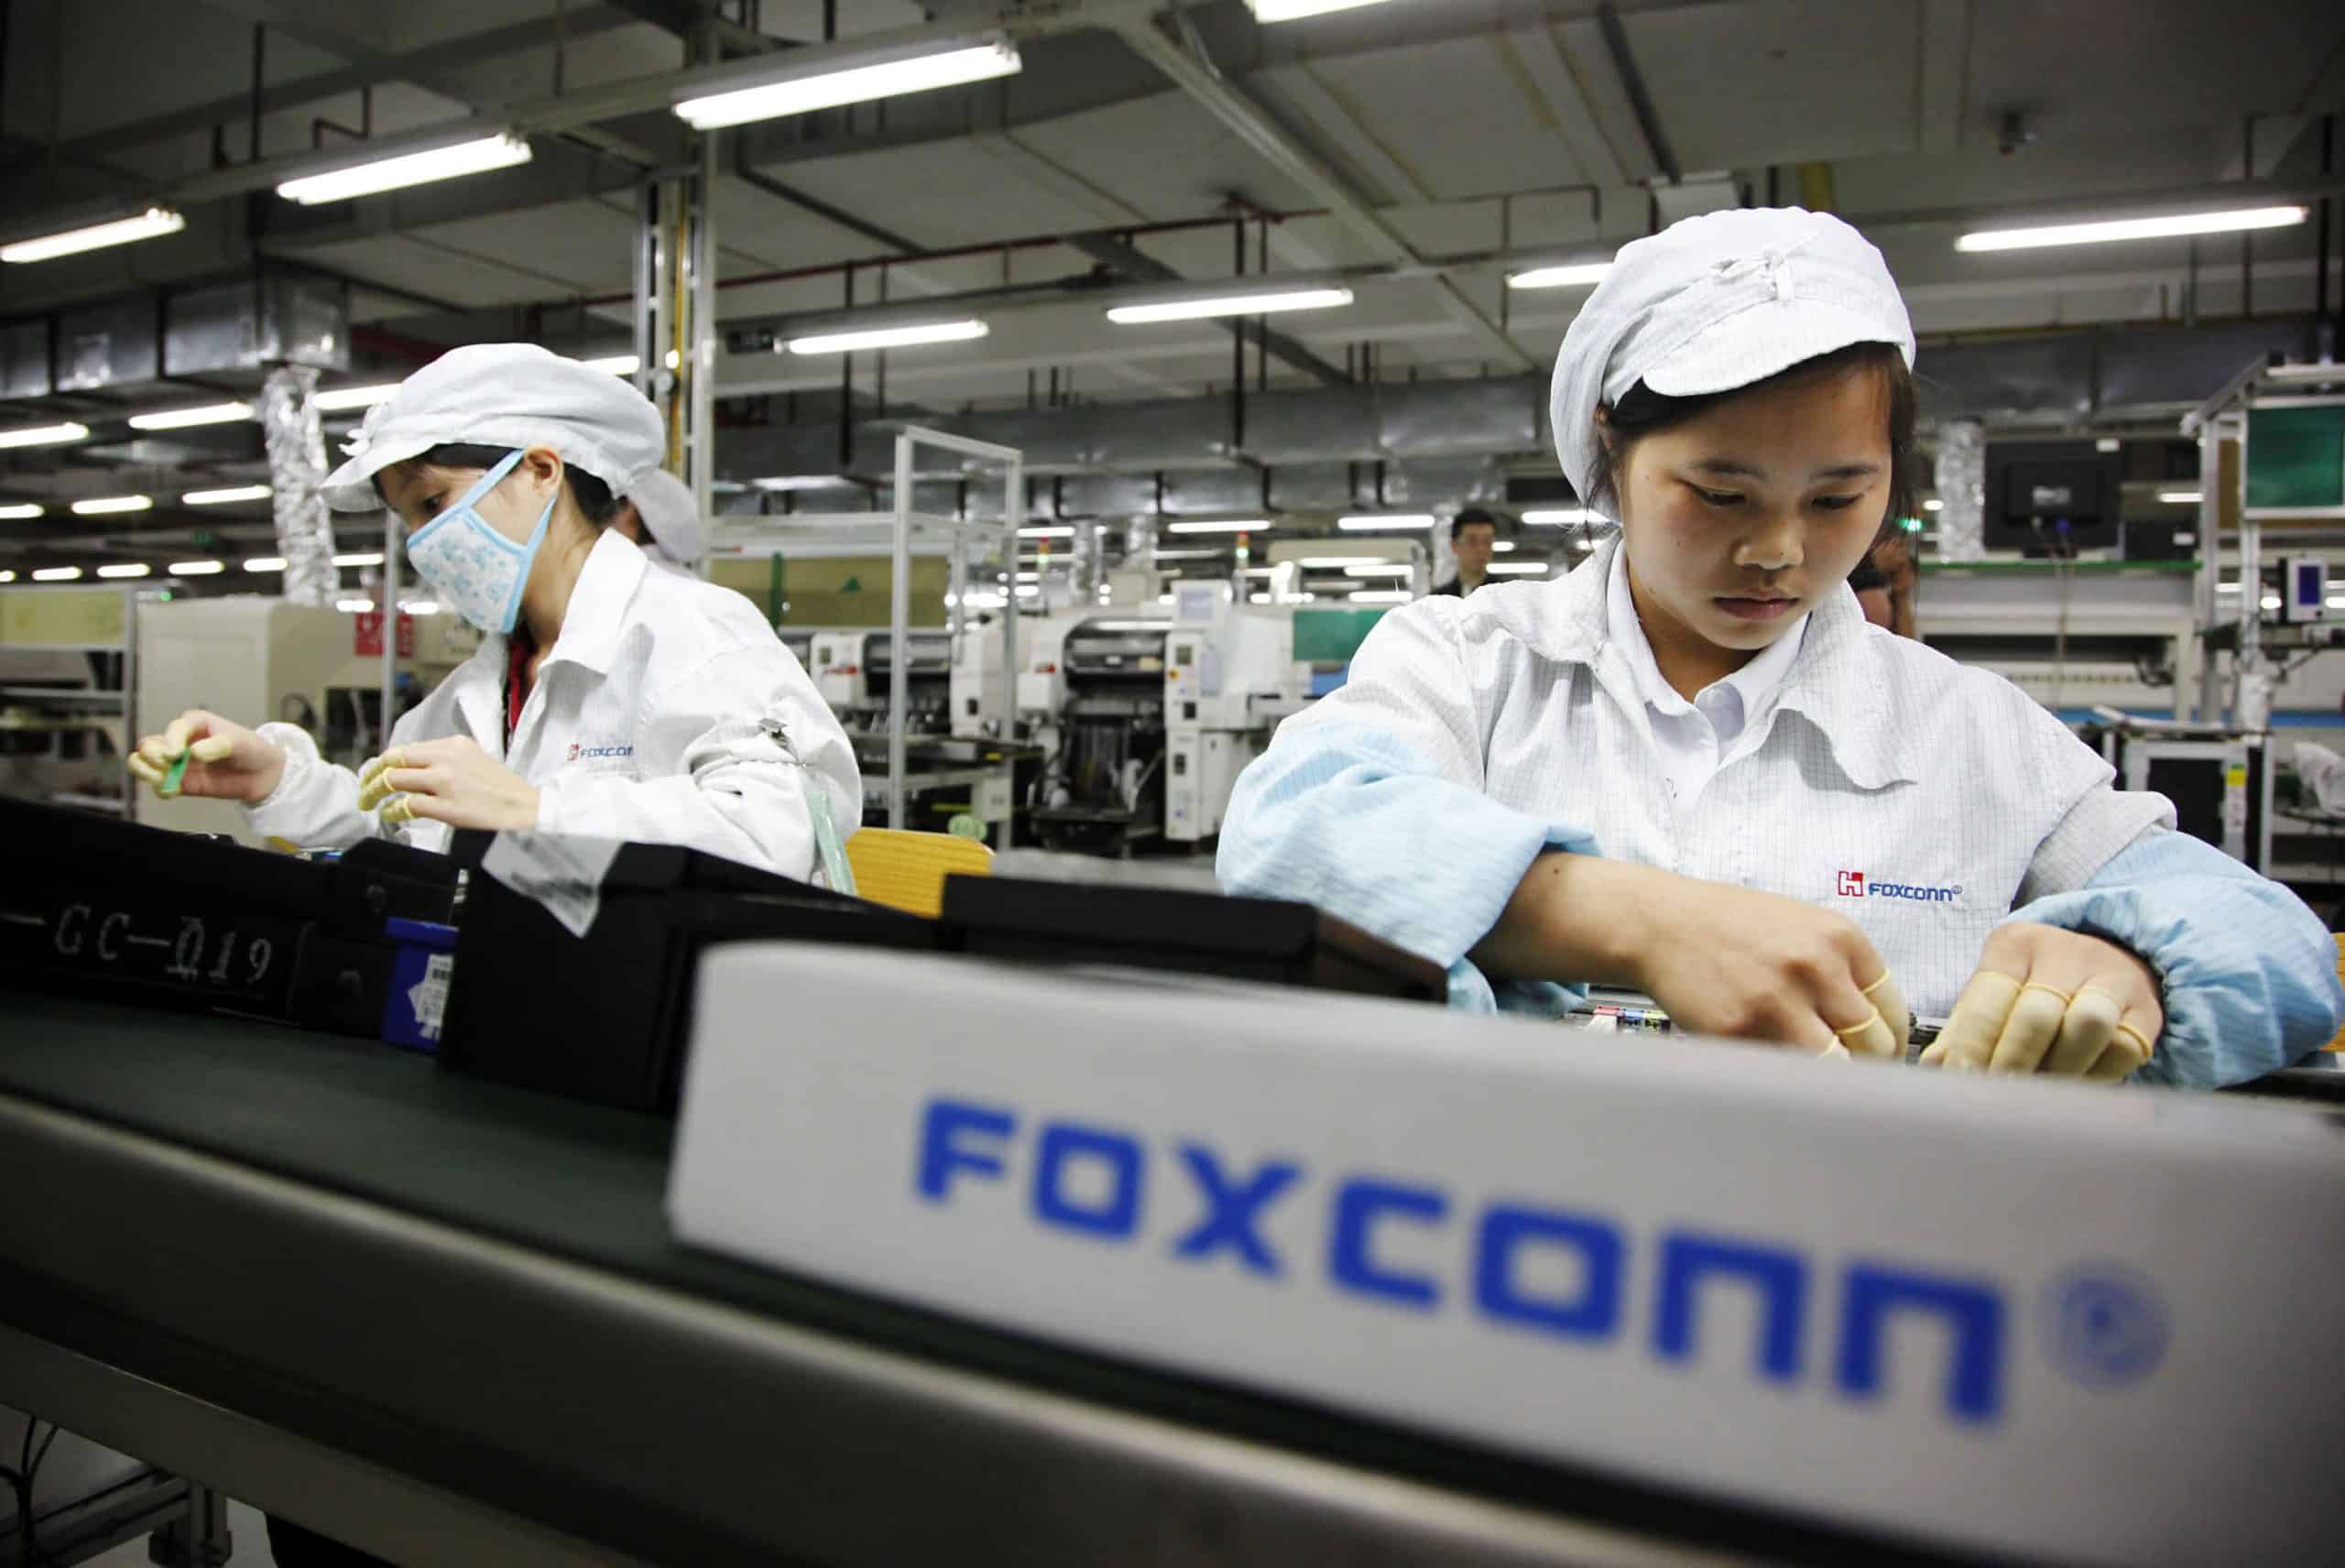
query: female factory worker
[
  {"left": 1220, "top": 208, "right": 2343, "bottom": 1086},
  {"left": 127, "top": 343, "right": 860, "bottom": 882}
]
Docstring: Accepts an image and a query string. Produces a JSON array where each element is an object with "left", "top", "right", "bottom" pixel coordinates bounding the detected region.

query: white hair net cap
[
  {"left": 1549, "top": 207, "right": 1914, "bottom": 508},
  {"left": 319, "top": 343, "right": 703, "bottom": 566}
]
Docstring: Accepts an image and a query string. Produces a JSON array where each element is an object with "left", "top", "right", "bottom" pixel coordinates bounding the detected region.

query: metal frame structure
[
  {"left": 2183, "top": 358, "right": 2345, "bottom": 727},
  {"left": 706, "top": 428, "right": 1024, "bottom": 832}
]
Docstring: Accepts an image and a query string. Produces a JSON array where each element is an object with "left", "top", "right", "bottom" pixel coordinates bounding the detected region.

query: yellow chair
[
  {"left": 2329, "top": 935, "right": 2345, "bottom": 1051},
  {"left": 843, "top": 827, "right": 993, "bottom": 918}
]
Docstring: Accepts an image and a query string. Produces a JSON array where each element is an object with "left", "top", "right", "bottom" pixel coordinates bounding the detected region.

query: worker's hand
[
  {"left": 1631, "top": 877, "right": 1911, "bottom": 1059},
  {"left": 127, "top": 709, "right": 286, "bottom": 803},
  {"left": 1922, "top": 923, "right": 2161, "bottom": 1082},
  {"left": 357, "top": 736, "right": 540, "bottom": 833}
]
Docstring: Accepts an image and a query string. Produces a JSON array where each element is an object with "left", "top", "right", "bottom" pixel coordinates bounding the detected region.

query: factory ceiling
[{"left": 1, "top": 0, "right": 2340, "bottom": 570}]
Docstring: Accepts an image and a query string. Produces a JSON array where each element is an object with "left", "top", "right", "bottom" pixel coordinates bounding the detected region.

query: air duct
[{"left": 259, "top": 366, "right": 340, "bottom": 605}]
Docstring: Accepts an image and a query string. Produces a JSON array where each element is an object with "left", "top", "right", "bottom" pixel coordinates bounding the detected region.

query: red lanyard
[{"left": 504, "top": 628, "right": 536, "bottom": 752}]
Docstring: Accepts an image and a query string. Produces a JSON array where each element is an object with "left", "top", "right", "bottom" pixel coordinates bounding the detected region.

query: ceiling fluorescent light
[
  {"left": 583, "top": 354, "right": 641, "bottom": 376},
  {"left": 676, "top": 38, "right": 1021, "bottom": 130},
  {"left": 333, "top": 551, "right": 385, "bottom": 568},
  {"left": 244, "top": 557, "right": 287, "bottom": 572},
  {"left": 278, "top": 134, "right": 532, "bottom": 205},
  {"left": 1347, "top": 588, "right": 1412, "bottom": 604},
  {"left": 182, "top": 485, "right": 273, "bottom": 506},
  {"left": 1165, "top": 519, "right": 1272, "bottom": 534},
  {"left": 1249, "top": 0, "right": 1402, "bottom": 19},
  {"left": 1336, "top": 514, "right": 1435, "bottom": 530},
  {"left": 337, "top": 598, "right": 376, "bottom": 614},
  {"left": 1019, "top": 526, "right": 1074, "bottom": 539},
  {"left": 1487, "top": 561, "right": 1553, "bottom": 575},
  {"left": 1522, "top": 507, "right": 1595, "bottom": 526},
  {"left": 169, "top": 560, "right": 225, "bottom": 576},
  {"left": 787, "top": 320, "right": 989, "bottom": 355},
  {"left": 129, "top": 401, "right": 253, "bottom": 431},
  {"left": 1340, "top": 565, "right": 1412, "bottom": 578},
  {"left": 31, "top": 567, "right": 82, "bottom": 582},
  {"left": 0, "top": 422, "right": 90, "bottom": 450},
  {"left": 1296, "top": 555, "right": 1385, "bottom": 569},
  {"left": 750, "top": 475, "right": 853, "bottom": 492},
  {"left": 1148, "top": 548, "right": 1226, "bottom": 561},
  {"left": 96, "top": 562, "right": 151, "bottom": 579},
  {"left": 1923, "top": 498, "right": 1945, "bottom": 511},
  {"left": 0, "top": 503, "right": 44, "bottom": 520},
  {"left": 71, "top": 495, "right": 152, "bottom": 516},
  {"left": 312, "top": 384, "right": 399, "bottom": 412},
  {"left": 1956, "top": 205, "right": 2306, "bottom": 253},
  {"left": 1, "top": 207, "right": 184, "bottom": 265},
  {"left": 1507, "top": 262, "right": 1612, "bottom": 290},
  {"left": 2158, "top": 490, "right": 2201, "bottom": 504},
  {"left": 1108, "top": 286, "right": 1353, "bottom": 324},
  {"left": 0, "top": 572, "right": 12, "bottom": 582}
]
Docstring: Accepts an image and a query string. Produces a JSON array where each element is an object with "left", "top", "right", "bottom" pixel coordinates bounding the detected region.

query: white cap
[
  {"left": 320, "top": 343, "right": 703, "bottom": 566},
  {"left": 1548, "top": 208, "right": 1914, "bottom": 506}
]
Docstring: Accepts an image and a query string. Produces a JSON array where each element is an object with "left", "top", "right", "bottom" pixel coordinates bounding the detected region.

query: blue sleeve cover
[
  {"left": 1217, "top": 716, "right": 1595, "bottom": 1014},
  {"left": 2007, "top": 830, "right": 2345, "bottom": 1087}
]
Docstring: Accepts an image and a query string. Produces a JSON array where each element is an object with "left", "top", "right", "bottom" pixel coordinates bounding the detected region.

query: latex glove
[
  {"left": 1633, "top": 877, "right": 1911, "bottom": 1060},
  {"left": 127, "top": 709, "right": 286, "bottom": 803},
  {"left": 357, "top": 735, "right": 540, "bottom": 832},
  {"left": 1922, "top": 922, "right": 2162, "bottom": 1082}
]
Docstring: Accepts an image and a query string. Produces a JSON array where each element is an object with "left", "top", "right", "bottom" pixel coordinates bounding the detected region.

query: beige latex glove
[
  {"left": 127, "top": 709, "right": 286, "bottom": 803},
  {"left": 1921, "top": 922, "right": 2162, "bottom": 1082}
]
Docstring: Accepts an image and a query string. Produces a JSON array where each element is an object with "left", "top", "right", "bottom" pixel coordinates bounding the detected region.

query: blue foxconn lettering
[{"left": 915, "top": 1098, "right": 2007, "bottom": 1423}]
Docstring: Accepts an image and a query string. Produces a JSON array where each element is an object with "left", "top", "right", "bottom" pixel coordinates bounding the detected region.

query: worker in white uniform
[
  {"left": 1219, "top": 208, "right": 2344, "bottom": 1086},
  {"left": 127, "top": 343, "right": 860, "bottom": 882}
]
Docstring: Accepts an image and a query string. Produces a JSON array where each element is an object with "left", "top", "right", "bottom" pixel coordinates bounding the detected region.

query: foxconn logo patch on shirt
[
  {"left": 567, "top": 742, "right": 635, "bottom": 764},
  {"left": 1838, "top": 870, "right": 1962, "bottom": 904}
]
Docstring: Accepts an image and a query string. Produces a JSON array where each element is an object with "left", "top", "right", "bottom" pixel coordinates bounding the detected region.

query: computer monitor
[{"left": 1983, "top": 441, "right": 2124, "bottom": 555}]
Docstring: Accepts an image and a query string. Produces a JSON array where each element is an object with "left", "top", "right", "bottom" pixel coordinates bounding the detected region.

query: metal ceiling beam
[
  {"left": 1104, "top": 14, "right": 1535, "bottom": 374},
  {"left": 1592, "top": 3, "right": 1679, "bottom": 186},
  {"left": 730, "top": 162, "right": 923, "bottom": 255},
  {"left": 4, "top": 7, "right": 639, "bottom": 170},
  {"left": 1065, "top": 232, "right": 1349, "bottom": 387}
]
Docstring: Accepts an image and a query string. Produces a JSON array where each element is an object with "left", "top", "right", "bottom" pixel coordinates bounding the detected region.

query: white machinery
[
  {"left": 1031, "top": 586, "right": 1299, "bottom": 853},
  {"left": 133, "top": 595, "right": 473, "bottom": 844},
  {"left": 811, "top": 628, "right": 954, "bottom": 740},
  {"left": 950, "top": 610, "right": 1079, "bottom": 743}
]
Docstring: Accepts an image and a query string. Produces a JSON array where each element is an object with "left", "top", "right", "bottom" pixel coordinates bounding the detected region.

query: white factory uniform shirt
[
  {"left": 1223, "top": 539, "right": 2177, "bottom": 1023},
  {"left": 246, "top": 530, "right": 859, "bottom": 879},
  {"left": 1604, "top": 543, "right": 1806, "bottom": 810}
]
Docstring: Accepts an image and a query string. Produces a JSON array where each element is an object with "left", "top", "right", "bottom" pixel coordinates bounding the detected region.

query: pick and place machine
[
  {"left": 1030, "top": 584, "right": 1301, "bottom": 854},
  {"left": 811, "top": 626, "right": 1028, "bottom": 839}
]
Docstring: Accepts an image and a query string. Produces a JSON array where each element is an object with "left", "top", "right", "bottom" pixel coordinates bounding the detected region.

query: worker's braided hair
[
  {"left": 376, "top": 441, "right": 626, "bottom": 527},
  {"left": 1582, "top": 342, "right": 1922, "bottom": 552}
]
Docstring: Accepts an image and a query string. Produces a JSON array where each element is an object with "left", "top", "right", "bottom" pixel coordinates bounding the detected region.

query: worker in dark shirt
[{"left": 1431, "top": 507, "right": 1500, "bottom": 596}]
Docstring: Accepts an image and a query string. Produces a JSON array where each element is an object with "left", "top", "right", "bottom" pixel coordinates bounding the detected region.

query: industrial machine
[
  {"left": 949, "top": 609, "right": 1079, "bottom": 743},
  {"left": 133, "top": 596, "right": 474, "bottom": 845},
  {"left": 811, "top": 629, "right": 954, "bottom": 739},
  {"left": 1031, "top": 587, "right": 1299, "bottom": 855}
]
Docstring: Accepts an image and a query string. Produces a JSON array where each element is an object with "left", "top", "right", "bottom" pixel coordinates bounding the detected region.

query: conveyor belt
[{"left": 0, "top": 991, "right": 1982, "bottom": 1566}]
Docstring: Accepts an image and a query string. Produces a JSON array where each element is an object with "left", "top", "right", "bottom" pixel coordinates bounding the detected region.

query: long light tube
[
  {"left": 1508, "top": 262, "right": 1612, "bottom": 290},
  {"left": 786, "top": 319, "right": 988, "bottom": 355},
  {"left": 71, "top": 495, "right": 152, "bottom": 516},
  {"left": 676, "top": 40, "right": 1021, "bottom": 130},
  {"left": 0, "top": 503, "right": 44, "bottom": 519},
  {"left": 31, "top": 567, "right": 82, "bottom": 582},
  {"left": 312, "top": 384, "right": 399, "bottom": 411},
  {"left": 671, "top": 40, "right": 1018, "bottom": 130},
  {"left": 243, "top": 557, "right": 287, "bottom": 573},
  {"left": 0, "top": 422, "right": 90, "bottom": 450},
  {"left": 1487, "top": 561, "right": 1554, "bottom": 576},
  {"left": 1248, "top": 0, "right": 1402, "bottom": 19},
  {"left": 278, "top": 135, "right": 532, "bottom": 205},
  {"left": 169, "top": 561, "right": 226, "bottom": 575},
  {"left": 129, "top": 402, "right": 253, "bottom": 430},
  {"left": 1108, "top": 286, "right": 1353, "bottom": 324},
  {"left": 96, "top": 563, "right": 151, "bottom": 579},
  {"left": 1956, "top": 205, "right": 2306, "bottom": 253},
  {"left": 1165, "top": 519, "right": 1272, "bottom": 534},
  {"left": 2, "top": 208, "right": 183, "bottom": 265},
  {"left": 182, "top": 485, "right": 273, "bottom": 506},
  {"left": 1336, "top": 514, "right": 1435, "bottom": 530},
  {"left": 1522, "top": 507, "right": 1596, "bottom": 526}
]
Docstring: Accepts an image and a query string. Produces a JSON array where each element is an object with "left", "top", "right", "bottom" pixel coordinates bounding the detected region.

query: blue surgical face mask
[{"left": 401, "top": 449, "right": 558, "bottom": 635}]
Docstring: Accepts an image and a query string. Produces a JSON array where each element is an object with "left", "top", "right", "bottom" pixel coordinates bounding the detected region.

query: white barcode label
[{"left": 408, "top": 952, "right": 453, "bottom": 1040}]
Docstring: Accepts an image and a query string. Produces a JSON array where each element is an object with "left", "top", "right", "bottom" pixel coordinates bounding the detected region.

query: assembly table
[{"left": 0, "top": 990, "right": 2019, "bottom": 1566}]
